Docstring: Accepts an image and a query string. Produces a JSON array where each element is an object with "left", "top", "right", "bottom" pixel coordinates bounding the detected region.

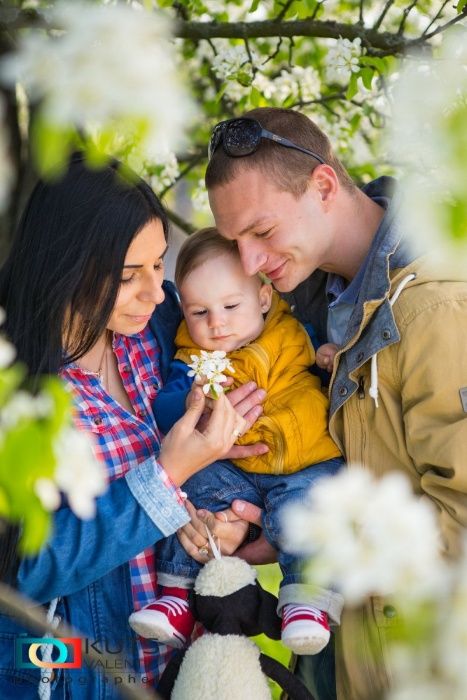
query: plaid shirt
[{"left": 61, "top": 324, "right": 185, "bottom": 685}]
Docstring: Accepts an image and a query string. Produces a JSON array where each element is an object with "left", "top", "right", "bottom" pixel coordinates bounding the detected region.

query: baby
[{"left": 129, "top": 227, "right": 344, "bottom": 656}]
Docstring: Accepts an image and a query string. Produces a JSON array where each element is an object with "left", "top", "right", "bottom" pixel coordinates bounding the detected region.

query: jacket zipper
[{"left": 358, "top": 376, "right": 365, "bottom": 399}]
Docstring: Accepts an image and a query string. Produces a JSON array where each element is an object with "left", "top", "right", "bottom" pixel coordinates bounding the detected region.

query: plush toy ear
[{"left": 192, "top": 579, "right": 281, "bottom": 639}]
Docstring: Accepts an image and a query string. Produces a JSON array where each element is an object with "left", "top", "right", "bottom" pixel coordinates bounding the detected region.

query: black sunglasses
[{"left": 208, "top": 117, "right": 326, "bottom": 164}]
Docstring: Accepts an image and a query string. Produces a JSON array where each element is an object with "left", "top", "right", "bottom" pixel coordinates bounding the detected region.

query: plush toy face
[{"left": 192, "top": 556, "right": 281, "bottom": 638}]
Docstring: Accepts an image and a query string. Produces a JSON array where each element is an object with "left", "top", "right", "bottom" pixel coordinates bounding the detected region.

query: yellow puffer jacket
[{"left": 175, "top": 291, "right": 341, "bottom": 474}]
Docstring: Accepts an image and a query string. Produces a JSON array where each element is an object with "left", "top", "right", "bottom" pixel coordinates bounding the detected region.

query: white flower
[
  {"left": 187, "top": 350, "right": 235, "bottom": 398},
  {"left": 388, "top": 35, "right": 467, "bottom": 279},
  {"left": 0, "top": 390, "right": 53, "bottom": 429},
  {"left": 191, "top": 179, "right": 210, "bottom": 215},
  {"left": 54, "top": 425, "right": 107, "bottom": 519},
  {"left": 34, "top": 477, "right": 61, "bottom": 512},
  {"left": 282, "top": 466, "right": 444, "bottom": 605},
  {"left": 325, "top": 37, "right": 362, "bottom": 85},
  {"left": 0, "top": 335, "right": 16, "bottom": 369},
  {"left": 0, "top": 3, "right": 194, "bottom": 161},
  {"left": 263, "top": 65, "right": 321, "bottom": 104},
  {"left": 147, "top": 151, "right": 180, "bottom": 193}
]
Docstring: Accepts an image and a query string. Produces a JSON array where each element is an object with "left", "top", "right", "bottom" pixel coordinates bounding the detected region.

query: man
[{"left": 205, "top": 107, "right": 467, "bottom": 700}]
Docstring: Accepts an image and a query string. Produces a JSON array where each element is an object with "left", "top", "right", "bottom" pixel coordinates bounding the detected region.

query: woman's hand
[
  {"left": 177, "top": 500, "right": 249, "bottom": 563},
  {"left": 159, "top": 386, "right": 246, "bottom": 486},
  {"left": 177, "top": 499, "right": 278, "bottom": 565},
  {"left": 196, "top": 380, "right": 269, "bottom": 460}
]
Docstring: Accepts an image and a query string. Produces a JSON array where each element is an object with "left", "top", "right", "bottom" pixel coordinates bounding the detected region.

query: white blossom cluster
[
  {"left": 35, "top": 425, "right": 107, "bottom": 519},
  {"left": 148, "top": 151, "right": 180, "bottom": 193},
  {"left": 282, "top": 466, "right": 444, "bottom": 605},
  {"left": 0, "top": 391, "right": 53, "bottom": 431},
  {"left": 210, "top": 43, "right": 260, "bottom": 101},
  {"left": 211, "top": 44, "right": 256, "bottom": 83},
  {"left": 187, "top": 350, "right": 235, "bottom": 398},
  {"left": 191, "top": 179, "right": 210, "bottom": 215},
  {"left": 254, "top": 65, "right": 321, "bottom": 104},
  {"left": 389, "top": 32, "right": 467, "bottom": 279},
  {"left": 0, "top": 2, "right": 193, "bottom": 161},
  {"left": 324, "top": 37, "right": 362, "bottom": 85}
]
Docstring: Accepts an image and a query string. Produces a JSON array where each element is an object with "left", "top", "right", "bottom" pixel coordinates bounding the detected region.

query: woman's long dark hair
[
  {"left": 0, "top": 154, "right": 169, "bottom": 583},
  {"left": 0, "top": 153, "right": 169, "bottom": 378}
]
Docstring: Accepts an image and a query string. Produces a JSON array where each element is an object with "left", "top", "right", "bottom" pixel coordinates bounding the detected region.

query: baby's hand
[{"left": 316, "top": 342, "right": 339, "bottom": 372}]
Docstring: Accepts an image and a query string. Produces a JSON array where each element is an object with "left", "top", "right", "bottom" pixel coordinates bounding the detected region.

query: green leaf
[
  {"left": 361, "top": 67, "right": 375, "bottom": 91},
  {"left": 249, "top": 0, "right": 260, "bottom": 12},
  {"left": 249, "top": 86, "right": 263, "bottom": 108},
  {"left": 457, "top": 0, "right": 467, "bottom": 12},
  {"left": 359, "top": 56, "right": 389, "bottom": 74},
  {"left": 346, "top": 73, "right": 359, "bottom": 100},
  {"left": 31, "top": 116, "right": 75, "bottom": 179}
]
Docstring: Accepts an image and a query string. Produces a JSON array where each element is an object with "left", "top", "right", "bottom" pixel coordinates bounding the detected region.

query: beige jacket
[{"left": 330, "top": 257, "right": 467, "bottom": 699}]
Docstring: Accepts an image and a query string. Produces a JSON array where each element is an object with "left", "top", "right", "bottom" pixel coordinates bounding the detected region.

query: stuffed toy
[{"left": 157, "top": 541, "right": 314, "bottom": 700}]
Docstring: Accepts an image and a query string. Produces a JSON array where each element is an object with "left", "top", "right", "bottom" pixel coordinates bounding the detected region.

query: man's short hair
[
  {"left": 175, "top": 226, "right": 238, "bottom": 290},
  {"left": 205, "top": 107, "right": 355, "bottom": 197}
]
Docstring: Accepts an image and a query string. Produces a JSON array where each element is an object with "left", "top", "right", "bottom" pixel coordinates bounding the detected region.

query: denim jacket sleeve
[
  {"left": 17, "top": 457, "right": 189, "bottom": 603},
  {"left": 152, "top": 360, "right": 193, "bottom": 434}
]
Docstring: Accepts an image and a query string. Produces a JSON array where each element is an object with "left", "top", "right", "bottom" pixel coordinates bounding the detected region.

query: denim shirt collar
[{"left": 329, "top": 177, "right": 416, "bottom": 415}]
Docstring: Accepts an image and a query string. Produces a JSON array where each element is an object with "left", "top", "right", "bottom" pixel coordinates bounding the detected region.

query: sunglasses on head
[{"left": 208, "top": 117, "right": 326, "bottom": 164}]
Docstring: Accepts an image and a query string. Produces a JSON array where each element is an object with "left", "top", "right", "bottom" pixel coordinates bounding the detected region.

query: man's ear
[
  {"left": 310, "top": 164, "right": 339, "bottom": 208},
  {"left": 259, "top": 283, "right": 273, "bottom": 313}
]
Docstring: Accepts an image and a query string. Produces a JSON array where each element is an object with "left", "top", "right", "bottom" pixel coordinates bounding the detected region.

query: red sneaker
[
  {"left": 128, "top": 587, "right": 195, "bottom": 649},
  {"left": 281, "top": 604, "right": 330, "bottom": 655}
]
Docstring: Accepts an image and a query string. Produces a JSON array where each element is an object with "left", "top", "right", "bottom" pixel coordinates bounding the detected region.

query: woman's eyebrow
[{"left": 123, "top": 245, "right": 168, "bottom": 268}]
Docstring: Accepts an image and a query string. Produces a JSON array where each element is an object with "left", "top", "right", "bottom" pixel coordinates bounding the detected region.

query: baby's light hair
[{"left": 175, "top": 227, "right": 241, "bottom": 290}]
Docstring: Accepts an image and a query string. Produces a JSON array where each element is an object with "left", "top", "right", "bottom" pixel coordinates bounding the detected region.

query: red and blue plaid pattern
[{"left": 61, "top": 325, "right": 184, "bottom": 684}]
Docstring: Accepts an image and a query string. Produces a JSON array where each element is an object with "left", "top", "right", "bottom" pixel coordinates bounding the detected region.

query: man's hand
[
  {"left": 177, "top": 500, "right": 249, "bottom": 563},
  {"left": 229, "top": 500, "right": 278, "bottom": 565}
]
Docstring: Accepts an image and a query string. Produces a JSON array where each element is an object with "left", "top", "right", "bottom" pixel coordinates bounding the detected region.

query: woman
[{"left": 0, "top": 154, "right": 253, "bottom": 699}]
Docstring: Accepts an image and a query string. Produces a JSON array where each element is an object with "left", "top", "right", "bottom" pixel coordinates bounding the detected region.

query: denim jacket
[
  {"left": 327, "top": 178, "right": 414, "bottom": 416},
  {"left": 0, "top": 281, "right": 188, "bottom": 700}
]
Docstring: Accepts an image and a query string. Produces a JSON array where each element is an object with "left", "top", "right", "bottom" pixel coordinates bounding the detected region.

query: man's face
[{"left": 209, "top": 166, "right": 331, "bottom": 292}]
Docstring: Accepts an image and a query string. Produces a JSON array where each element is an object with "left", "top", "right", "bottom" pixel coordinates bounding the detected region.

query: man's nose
[{"left": 237, "top": 239, "right": 267, "bottom": 276}]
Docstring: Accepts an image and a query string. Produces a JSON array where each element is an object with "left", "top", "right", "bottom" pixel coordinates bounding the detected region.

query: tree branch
[
  {"left": 405, "top": 6, "right": 467, "bottom": 49},
  {"left": 174, "top": 18, "right": 424, "bottom": 54},
  {"left": 373, "top": 0, "right": 395, "bottom": 31},
  {"left": 422, "top": 0, "right": 453, "bottom": 37},
  {"left": 397, "top": 0, "right": 419, "bottom": 36},
  {"left": 166, "top": 207, "right": 196, "bottom": 235}
]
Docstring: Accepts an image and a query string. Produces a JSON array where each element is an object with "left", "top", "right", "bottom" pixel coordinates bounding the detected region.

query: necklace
[{"left": 97, "top": 331, "right": 111, "bottom": 390}]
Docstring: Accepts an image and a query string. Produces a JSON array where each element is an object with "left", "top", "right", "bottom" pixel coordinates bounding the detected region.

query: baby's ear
[{"left": 259, "top": 283, "right": 273, "bottom": 313}]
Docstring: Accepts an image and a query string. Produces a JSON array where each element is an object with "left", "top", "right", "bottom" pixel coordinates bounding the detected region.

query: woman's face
[{"left": 107, "top": 218, "right": 167, "bottom": 335}]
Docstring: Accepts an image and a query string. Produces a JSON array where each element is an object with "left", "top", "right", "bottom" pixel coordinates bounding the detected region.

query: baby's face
[{"left": 179, "top": 253, "right": 272, "bottom": 353}]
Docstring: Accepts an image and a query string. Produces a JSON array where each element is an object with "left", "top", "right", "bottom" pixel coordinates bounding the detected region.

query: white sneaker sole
[
  {"left": 128, "top": 610, "right": 187, "bottom": 649},
  {"left": 281, "top": 620, "right": 330, "bottom": 655}
]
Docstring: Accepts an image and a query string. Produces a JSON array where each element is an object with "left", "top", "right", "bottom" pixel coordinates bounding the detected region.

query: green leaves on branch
[{"left": 0, "top": 375, "right": 73, "bottom": 554}]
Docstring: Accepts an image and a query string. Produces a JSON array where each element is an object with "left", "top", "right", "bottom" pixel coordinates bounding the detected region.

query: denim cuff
[
  {"left": 277, "top": 583, "right": 344, "bottom": 626},
  {"left": 125, "top": 457, "right": 189, "bottom": 536}
]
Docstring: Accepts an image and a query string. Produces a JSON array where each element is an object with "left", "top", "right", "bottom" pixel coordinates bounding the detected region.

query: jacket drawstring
[
  {"left": 369, "top": 274, "right": 416, "bottom": 408},
  {"left": 38, "top": 597, "right": 60, "bottom": 700}
]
